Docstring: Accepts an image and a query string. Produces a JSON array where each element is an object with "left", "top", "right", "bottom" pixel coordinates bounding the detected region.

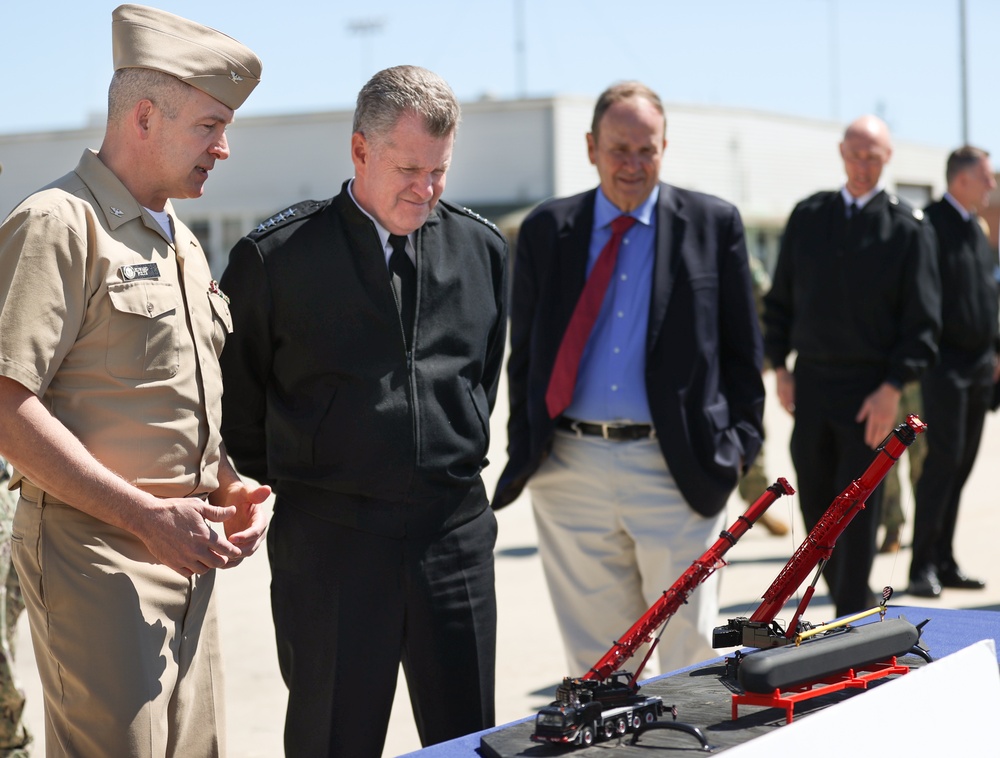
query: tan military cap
[{"left": 112, "top": 4, "right": 261, "bottom": 110}]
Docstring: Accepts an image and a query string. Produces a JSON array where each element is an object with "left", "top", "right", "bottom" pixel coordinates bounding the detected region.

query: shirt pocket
[
  {"left": 106, "top": 281, "right": 179, "bottom": 380},
  {"left": 208, "top": 293, "right": 234, "bottom": 357}
]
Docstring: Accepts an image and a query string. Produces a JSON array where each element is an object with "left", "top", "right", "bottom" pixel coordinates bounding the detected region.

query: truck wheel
[
  {"left": 581, "top": 726, "right": 594, "bottom": 746},
  {"left": 603, "top": 720, "right": 615, "bottom": 738},
  {"left": 631, "top": 714, "right": 642, "bottom": 729},
  {"left": 615, "top": 717, "right": 627, "bottom": 734},
  {"left": 644, "top": 710, "right": 656, "bottom": 724}
]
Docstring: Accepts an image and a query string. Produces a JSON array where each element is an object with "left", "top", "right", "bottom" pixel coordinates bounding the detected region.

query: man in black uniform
[
  {"left": 764, "top": 114, "right": 940, "bottom": 618},
  {"left": 219, "top": 66, "right": 507, "bottom": 756},
  {"left": 908, "top": 146, "right": 998, "bottom": 598}
]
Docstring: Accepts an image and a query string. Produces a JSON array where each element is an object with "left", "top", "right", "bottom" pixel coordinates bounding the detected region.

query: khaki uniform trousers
[
  {"left": 530, "top": 430, "right": 725, "bottom": 678},
  {"left": 12, "top": 489, "right": 224, "bottom": 758}
]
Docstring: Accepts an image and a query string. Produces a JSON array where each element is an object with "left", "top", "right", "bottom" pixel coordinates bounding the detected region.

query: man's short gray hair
[
  {"left": 107, "top": 67, "right": 192, "bottom": 123},
  {"left": 353, "top": 65, "right": 460, "bottom": 143}
]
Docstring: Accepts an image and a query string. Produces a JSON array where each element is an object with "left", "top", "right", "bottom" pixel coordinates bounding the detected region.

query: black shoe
[
  {"left": 938, "top": 566, "right": 986, "bottom": 590},
  {"left": 908, "top": 567, "right": 942, "bottom": 598}
]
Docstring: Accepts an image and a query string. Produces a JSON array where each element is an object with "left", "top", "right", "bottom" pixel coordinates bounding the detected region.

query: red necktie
[{"left": 545, "top": 214, "right": 637, "bottom": 419}]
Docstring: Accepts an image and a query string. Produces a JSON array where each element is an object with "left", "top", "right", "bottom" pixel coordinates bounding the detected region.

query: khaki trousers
[
  {"left": 530, "top": 430, "right": 725, "bottom": 678},
  {"left": 11, "top": 491, "right": 224, "bottom": 757}
]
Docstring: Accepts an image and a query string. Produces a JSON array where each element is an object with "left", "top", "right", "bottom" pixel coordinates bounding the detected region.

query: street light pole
[
  {"left": 346, "top": 18, "right": 386, "bottom": 84},
  {"left": 829, "top": 0, "right": 839, "bottom": 122},
  {"left": 959, "top": 0, "right": 969, "bottom": 144},
  {"left": 514, "top": 0, "right": 527, "bottom": 98}
]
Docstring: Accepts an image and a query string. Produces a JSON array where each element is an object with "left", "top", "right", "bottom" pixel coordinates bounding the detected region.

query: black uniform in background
[
  {"left": 911, "top": 199, "right": 998, "bottom": 583},
  {"left": 764, "top": 189, "right": 940, "bottom": 617}
]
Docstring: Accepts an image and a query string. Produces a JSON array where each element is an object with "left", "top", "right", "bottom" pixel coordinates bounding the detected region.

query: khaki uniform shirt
[{"left": 0, "top": 149, "right": 232, "bottom": 498}]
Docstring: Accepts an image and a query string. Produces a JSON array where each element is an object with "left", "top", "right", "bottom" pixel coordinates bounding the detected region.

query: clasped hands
[{"left": 139, "top": 481, "right": 271, "bottom": 578}]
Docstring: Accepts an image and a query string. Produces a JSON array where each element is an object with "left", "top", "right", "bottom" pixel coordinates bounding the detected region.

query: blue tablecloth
[{"left": 400, "top": 605, "right": 1000, "bottom": 757}]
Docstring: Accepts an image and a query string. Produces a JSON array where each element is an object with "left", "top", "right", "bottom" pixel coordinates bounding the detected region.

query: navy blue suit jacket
[{"left": 493, "top": 182, "right": 765, "bottom": 517}]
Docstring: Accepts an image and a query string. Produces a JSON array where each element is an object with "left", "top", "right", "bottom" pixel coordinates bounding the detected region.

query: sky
[{"left": 1, "top": 1, "right": 996, "bottom": 152}]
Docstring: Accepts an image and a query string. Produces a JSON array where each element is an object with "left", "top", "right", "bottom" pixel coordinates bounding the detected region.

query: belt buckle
[
  {"left": 605, "top": 422, "right": 655, "bottom": 441},
  {"left": 567, "top": 419, "right": 584, "bottom": 438}
]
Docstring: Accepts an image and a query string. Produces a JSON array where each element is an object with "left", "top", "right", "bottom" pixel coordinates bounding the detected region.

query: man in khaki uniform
[{"left": 0, "top": 6, "right": 268, "bottom": 756}]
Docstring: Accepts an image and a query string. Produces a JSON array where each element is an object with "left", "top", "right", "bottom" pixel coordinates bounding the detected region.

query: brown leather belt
[
  {"left": 18, "top": 481, "right": 67, "bottom": 505},
  {"left": 18, "top": 481, "right": 208, "bottom": 505},
  {"left": 557, "top": 417, "right": 656, "bottom": 441}
]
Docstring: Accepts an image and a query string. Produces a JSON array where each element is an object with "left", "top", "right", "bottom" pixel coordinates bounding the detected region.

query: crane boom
[
  {"left": 584, "top": 477, "right": 795, "bottom": 684},
  {"left": 532, "top": 476, "right": 794, "bottom": 747},
  {"left": 714, "top": 414, "right": 927, "bottom": 649}
]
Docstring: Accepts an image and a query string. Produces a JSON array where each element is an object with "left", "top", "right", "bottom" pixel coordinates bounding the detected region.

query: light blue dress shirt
[{"left": 564, "top": 186, "right": 658, "bottom": 424}]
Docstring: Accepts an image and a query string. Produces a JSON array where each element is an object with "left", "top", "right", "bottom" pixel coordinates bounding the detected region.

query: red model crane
[
  {"left": 586, "top": 477, "right": 796, "bottom": 686},
  {"left": 531, "top": 476, "right": 795, "bottom": 747},
  {"left": 529, "top": 415, "right": 927, "bottom": 746},
  {"left": 713, "top": 413, "right": 927, "bottom": 651}
]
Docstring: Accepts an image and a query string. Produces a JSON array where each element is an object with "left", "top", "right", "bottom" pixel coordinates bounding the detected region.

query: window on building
[
  {"left": 746, "top": 227, "right": 781, "bottom": 277},
  {"left": 223, "top": 217, "right": 245, "bottom": 257},
  {"left": 188, "top": 219, "right": 212, "bottom": 260},
  {"left": 186, "top": 216, "right": 250, "bottom": 277},
  {"left": 895, "top": 183, "right": 932, "bottom": 210}
]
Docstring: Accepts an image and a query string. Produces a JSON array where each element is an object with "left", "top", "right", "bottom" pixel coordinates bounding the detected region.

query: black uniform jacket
[
  {"left": 219, "top": 183, "right": 508, "bottom": 524},
  {"left": 764, "top": 190, "right": 941, "bottom": 386},
  {"left": 923, "top": 198, "right": 998, "bottom": 360},
  {"left": 493, "top": 182, "right": 765, "bottom": 518}
]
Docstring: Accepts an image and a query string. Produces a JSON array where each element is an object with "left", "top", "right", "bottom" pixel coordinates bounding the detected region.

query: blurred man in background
[
  {"left": 909, "top": 146, "right": 998, "bottom": 598},
  {"left": 764, "top": 115, "right": 940, "bottom": 618}
]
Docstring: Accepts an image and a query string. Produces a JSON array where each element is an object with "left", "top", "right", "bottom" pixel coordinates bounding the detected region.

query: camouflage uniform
[
  {"left": 0, "top": 458, "right": 29, "bottom": 756},
  {"left": 880, "top": 382, "right": 927, "bottom": 536},
  {"left": 738, "top": 255, "right": 772, "bottom": 502},
  {"left": 737, "top": 256, "right": 787, "bottom": 535}
]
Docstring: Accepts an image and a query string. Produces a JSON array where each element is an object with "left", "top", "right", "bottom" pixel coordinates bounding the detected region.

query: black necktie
[
  {"left": 970, "top": 215, "right": 983, "bottom": 240},
  {"left": 388, "top": 234, "right": 416, "bottom": 349},
  {"left": 847, "top": 201, "right": 858, "bottom": 220}
]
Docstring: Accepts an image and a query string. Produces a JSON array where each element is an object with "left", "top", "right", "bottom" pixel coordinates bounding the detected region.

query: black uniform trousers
[
  {"left": 911, "top": 353, "right": 993, "bottom": 576},
  {"left": 267, "top": 497, "right": 497, "bottom": 758},
  {"left": 791, "top": 361, "right": 885, "bottom": 617}
]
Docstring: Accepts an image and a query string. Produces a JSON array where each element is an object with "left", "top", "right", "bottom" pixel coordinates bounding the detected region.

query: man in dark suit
[
  {"left": 219, "top": 66, "right": 507, "bottom": 756},
  {"left": 908, "top": 146, "right": 998, "bottom": 598},
  {"left": 764, "top": 115, "right": 941, "bottom": 618},
  {"left": 493, "top": 81, "right": 765, "bottom": 676}
]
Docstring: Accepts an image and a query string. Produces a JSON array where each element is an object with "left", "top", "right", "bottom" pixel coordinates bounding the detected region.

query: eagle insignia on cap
[{"left": 112, "top": 5, "right": 262, "bottom": 110}]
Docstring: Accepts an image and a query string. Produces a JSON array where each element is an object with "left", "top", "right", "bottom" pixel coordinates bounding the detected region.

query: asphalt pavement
[{"left": 13, "top": 372, "right": 1000, "bottom": 756}]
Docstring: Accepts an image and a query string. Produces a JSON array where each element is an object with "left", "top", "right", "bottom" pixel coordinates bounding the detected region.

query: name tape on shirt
[{"left": 118, "top": 263, "right": 160, "bottom": 281}]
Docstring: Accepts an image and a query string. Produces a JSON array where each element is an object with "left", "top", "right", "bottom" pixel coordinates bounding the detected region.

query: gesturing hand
[
  {"left": 855, "top": 382, "right": 902, "bottom": 449},
  {"left": 215, "top": 480, "right": 272, "bottom": 569},
  {"left": 775, "top": 367, "right": 796, "bottom": 415}
]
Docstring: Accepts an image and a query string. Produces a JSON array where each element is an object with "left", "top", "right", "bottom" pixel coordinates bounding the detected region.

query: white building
[{"left": 0, "top": 97, "right": 949, "bottom": 276}]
